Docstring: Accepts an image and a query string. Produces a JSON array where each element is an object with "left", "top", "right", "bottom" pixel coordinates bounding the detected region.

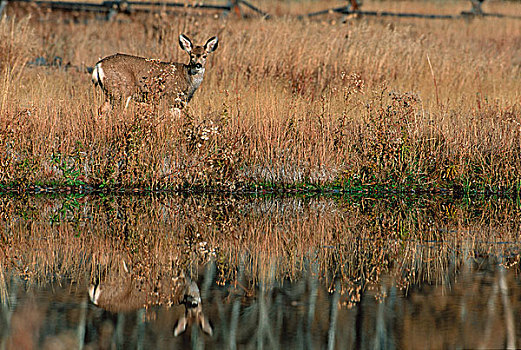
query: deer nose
[
  {"left": 184, "top": 294, "right": 201, "bottom": 307},
  {"left": 195, "top": 63, "right": 202, "bottom": 69}
]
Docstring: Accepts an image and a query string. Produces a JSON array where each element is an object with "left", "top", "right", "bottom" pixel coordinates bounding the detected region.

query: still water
[{"left": 0, "top": 194, "right": 520, "bottom": 349}]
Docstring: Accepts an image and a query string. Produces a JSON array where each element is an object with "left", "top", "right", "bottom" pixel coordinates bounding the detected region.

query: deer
[
  {"left": 91, "top": 34, "right": 219, "bottom": 113},
  {"left": 173, "top": 280, "right": 213, "bottom": 337},
  {"left": 88, "top": 259, "right": 213, "bottom": 336}
]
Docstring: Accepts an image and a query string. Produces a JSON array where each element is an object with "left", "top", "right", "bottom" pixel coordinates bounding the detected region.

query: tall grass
[{"left": 1, "top": 1, "right": 521, "bottom": 192}]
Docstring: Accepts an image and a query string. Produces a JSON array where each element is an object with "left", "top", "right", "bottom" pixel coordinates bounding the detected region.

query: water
[{"left": 0, "top": 194, "right": 520, "bottom": 349}]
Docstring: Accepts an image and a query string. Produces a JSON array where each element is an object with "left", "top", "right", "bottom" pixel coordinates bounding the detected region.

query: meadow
[{"left": 1, "top": 0, "right": 521, "bottom": 193}]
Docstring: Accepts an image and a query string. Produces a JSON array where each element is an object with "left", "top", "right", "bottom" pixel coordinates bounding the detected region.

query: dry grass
[{"left": 1, "top": 1, "right": 521, "bottom": 192}]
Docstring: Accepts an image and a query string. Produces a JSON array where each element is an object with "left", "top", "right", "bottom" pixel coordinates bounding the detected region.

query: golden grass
[{"left": 1, "top": 1, "right": 521, "bottom": 192}]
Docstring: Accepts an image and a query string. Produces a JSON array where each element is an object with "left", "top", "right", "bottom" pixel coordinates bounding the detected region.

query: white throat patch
[{"left": 192, "top": 69, "right": 205, "bottom": 89}]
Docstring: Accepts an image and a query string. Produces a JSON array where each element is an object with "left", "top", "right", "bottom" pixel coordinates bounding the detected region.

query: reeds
[{"left": 1, "top": 1, "right": 521, "bottom": 192}]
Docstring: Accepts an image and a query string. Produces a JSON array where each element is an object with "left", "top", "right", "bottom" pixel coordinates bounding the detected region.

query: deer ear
[
  {"left": 88, "top": 284, "right": 101, "bottom": 305},
  {"left": 179, "top": 34, "right": 193, "bottom": 53},
  {"left": 199, "top": 315, "right": 213, "bottom": 336},
  {"left": 204, "top": 36, "right": 218, "bottom": 53},
  {"left": 173, "top": 316, "right": 188, "bottom": 336}
]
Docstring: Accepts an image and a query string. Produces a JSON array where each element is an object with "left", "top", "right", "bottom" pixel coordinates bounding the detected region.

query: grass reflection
[{"left": 0, "top": 194, "right": 519, "bottom": 292}]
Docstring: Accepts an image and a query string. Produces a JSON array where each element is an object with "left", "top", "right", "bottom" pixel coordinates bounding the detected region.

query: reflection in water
[
  {"left": 0, "top": 194, "right": 520, "bottom": 348},
  {"left": 88, "top": 259, "right": 213, "bottom": 337}
]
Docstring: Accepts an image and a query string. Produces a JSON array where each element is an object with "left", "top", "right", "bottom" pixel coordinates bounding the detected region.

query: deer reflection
[
  {"left": 173, "top": 280, "right": 213, "bottom": 336},
  {"left": 88, "top": 259, "right": 213, "bottom": 337}
]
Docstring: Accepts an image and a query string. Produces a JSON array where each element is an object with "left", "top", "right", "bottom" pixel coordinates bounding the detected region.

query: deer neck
[
  {"left": 186, "top": 65, "right": 205, "bottom": 88},
  {"left": 183, "top": 64, "right": 205, "bottom": 100}
]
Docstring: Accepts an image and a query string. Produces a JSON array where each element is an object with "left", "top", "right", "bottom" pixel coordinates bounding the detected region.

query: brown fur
[
  {"left": 88, "top": 260, "right": 213, "bottom": 336},
  {"left": 88, "top": 261, "right": 187, "bottom": 312},
  {"left": 92, "top": 34, "right": 218, "bottom": 112}
]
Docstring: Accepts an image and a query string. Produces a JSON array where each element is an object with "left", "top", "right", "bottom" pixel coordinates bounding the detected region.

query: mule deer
[
  {"left": 88, "top": 260, "right": 213, "bottom": 336},
  {"left": 91, "top": 34, "right": 219, "bottom": 113},
  {"left": 173, "top": 279, "right": 213, "bottom": 336}
]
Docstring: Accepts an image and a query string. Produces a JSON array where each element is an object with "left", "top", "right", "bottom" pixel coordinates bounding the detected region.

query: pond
[{"left": 0, "top": 194, "right": 520, "bottom": 349}]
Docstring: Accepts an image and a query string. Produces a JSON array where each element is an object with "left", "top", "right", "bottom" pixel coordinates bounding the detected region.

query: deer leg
[
  {"left": 124, "top": 96, "right": 132, "bottom": 110},
  {"left": 169, "top": 107, "right": 182, "bottom": 119},
  {"left": 98, "top": 100, "right": 112, "bottom": 116}
]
